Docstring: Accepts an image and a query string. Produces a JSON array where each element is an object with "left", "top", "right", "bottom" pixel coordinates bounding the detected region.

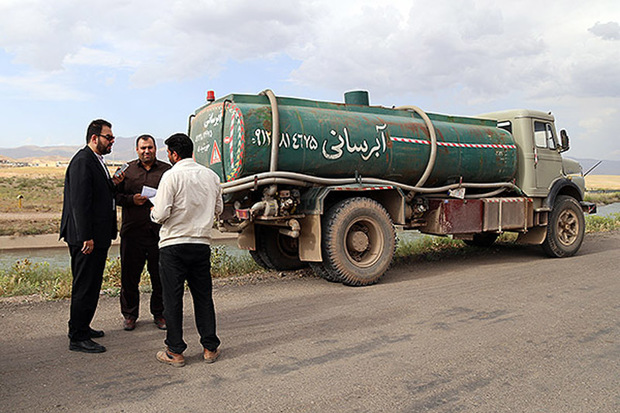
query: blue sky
[{"left": 0, "top": 0, "right": 619, "bottom": 161}]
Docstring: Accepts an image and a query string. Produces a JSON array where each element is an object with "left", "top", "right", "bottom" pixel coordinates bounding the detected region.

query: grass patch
[
  {"left": 0, "top": 176, "right": 64, "bottom": 213},
  {"left": 0, "top": 218, "right": 61, "bottom": 236},
  {"left": 0, "top": 257, "right": 126, "bottom": 300},
  {"left": 586, "top": 213, "right": 620, "bottom": 232},
  {"left": 211, "top": 245, "right": 261, "bottom": 277},
  {"left": 585, "top": 175, "right": 620, "bottom": 191},
  {"left": 0, "top": 245, "right": 261, "bottom": 299},
  {"left": 0, "top": 166, "right": 67, "bottom": 179},
  {"left": 394, "top": 235, "right": 466, "bottom": 264},
  {"left": 0, "top": 260, "right": 71, "bottom": 299},
  {"left": 584, "top": 191, "right": 620, "bottom": 205}
]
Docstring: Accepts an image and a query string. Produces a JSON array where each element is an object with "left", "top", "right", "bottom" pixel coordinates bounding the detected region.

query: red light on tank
[{"left": 206, "top": 90, "right": 215, "bottom": 102}]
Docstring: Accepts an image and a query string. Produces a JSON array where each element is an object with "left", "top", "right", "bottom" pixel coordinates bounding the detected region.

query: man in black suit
[{"left": 60, "top": 119, "right": 123, "bottom": 353}]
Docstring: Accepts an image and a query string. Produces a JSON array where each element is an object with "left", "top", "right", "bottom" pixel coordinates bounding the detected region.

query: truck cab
[{"left": 478, "top": 110, "right": 563, "bottom": 197}]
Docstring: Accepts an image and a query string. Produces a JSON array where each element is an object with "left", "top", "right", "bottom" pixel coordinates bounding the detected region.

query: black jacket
[{"left": 60, "top": 146, "right": 118, "bottom": 247}]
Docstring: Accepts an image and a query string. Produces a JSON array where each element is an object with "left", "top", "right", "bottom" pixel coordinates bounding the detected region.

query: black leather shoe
[
  {"left": 67, "top": 328, "right": 106, "bottom": 339},
  {"left": 69, "top": 339, "right": 107, "bottom": 353},
  {"left": 89, "top": 328, "right": 105, "bottom": 338}
]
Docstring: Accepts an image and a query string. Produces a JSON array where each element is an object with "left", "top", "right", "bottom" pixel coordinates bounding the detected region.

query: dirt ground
[{"left": 1, "top": 231, "right": 618, "bottom": 412}]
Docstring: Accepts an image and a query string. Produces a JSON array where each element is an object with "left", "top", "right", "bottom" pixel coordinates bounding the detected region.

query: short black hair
[
  {"left": 136, "top": 134, "right": 156, "bottom": 148},
  {"left": 86, "top": 119, "right": 112, "bottom": 144},
  {"left": 165, "top": 133, "right": 193, "bottom": 159}
]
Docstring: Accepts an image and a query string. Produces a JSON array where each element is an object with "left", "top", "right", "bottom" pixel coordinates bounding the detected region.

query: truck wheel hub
[{"left": 347, "top": 230, "right": 369, "bottom": 253}]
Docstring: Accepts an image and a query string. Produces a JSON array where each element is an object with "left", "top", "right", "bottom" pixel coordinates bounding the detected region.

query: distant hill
[
  {"left": 0, "top": 137, "right": 167, "bottom": 164},
  {"left": 569, "top": 158, "right": 620, "bottom": 176},
  {"left": 0, "top": 145, "right": 81, "bottom": 160}
]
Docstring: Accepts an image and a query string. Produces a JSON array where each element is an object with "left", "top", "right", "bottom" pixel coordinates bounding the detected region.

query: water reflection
[
  {"left": 597, "top": 202, "right": 620, "bottom": 216},
  {"left": 0, "top": 238, "right": 245, "bottom": 270}
]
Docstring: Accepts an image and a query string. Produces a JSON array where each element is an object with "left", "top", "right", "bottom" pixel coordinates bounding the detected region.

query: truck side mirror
[{"left": 559, "top": 129, "right": 570, "bottom": 152}]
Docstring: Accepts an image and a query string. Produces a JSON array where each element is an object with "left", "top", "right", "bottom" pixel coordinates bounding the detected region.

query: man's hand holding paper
[{"left": 141, "top": 185, "right": 158, "bottom": 199}]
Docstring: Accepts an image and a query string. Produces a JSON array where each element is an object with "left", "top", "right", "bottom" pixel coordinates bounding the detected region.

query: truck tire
[
  {"left": 309, "top": 262, "right": 342, "bottom": 283},
  {"left": 256, "top": 226, "right": 308, "bottom": 271},
  {"left": 541, "top": 195, "right": 585, "bottom": 258},
  {"left": 249, "top": 249, "right": 272, "bottom": 270},
  {"left": 463, "top": 232, "right": 499, "bottom": 247},
  {"left": 321, "top": 197, "right": 395, "bottom": 286}
]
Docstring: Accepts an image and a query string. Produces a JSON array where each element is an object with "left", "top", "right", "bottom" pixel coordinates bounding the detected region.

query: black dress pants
[
  {"left": 68, "top": 244, "right": 109, "bottom": 341},
  {"left": 159, "top": 243, "right": 220, "bottom": 354},
  {"left": 120, "top": 236, "right": 164, "bottom": 320}
]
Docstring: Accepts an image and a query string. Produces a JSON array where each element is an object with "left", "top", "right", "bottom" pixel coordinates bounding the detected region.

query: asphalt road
[{"left": 1, "top": 231, "right": 618, "bottom": 412}]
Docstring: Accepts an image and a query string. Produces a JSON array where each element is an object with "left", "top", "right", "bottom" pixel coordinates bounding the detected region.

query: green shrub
[
  {"left": 586, "top": 213, "right": 620, "bottom": 232},
  {"left": 0, "top": 259, "right": 72, "bottom": 299},
  {"left": 211, "top": 245, "right": 261, "bottom": 277},
  {"left": 584, "top": 191, "right": 620, "bottom": 205}
]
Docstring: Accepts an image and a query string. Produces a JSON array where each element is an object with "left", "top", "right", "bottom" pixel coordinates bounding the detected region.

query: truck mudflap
[{"left": 580, "top": 201, "right": 597, "bottom": 214}]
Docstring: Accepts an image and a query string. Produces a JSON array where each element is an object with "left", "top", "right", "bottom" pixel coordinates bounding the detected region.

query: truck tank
[{"left": 189, "top": 91, "right": 517, "bottom": 190}]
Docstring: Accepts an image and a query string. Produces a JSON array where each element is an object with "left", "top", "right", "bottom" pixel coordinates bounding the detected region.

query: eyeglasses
[{"left": 98, "top": 134, "right": 115, "bottom": 141}]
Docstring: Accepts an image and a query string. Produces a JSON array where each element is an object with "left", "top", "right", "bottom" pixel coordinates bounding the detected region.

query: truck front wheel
[
  {"left": 541, "top": 195, "right": 585, "bottom": 258},
  {"left": 321, "top": 197, "right": 395, "bottom": 286}
]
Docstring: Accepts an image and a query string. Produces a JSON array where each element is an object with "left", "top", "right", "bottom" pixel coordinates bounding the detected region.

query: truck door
[{"left": 533, "top": 120, "right": 563, "bottom": 193}]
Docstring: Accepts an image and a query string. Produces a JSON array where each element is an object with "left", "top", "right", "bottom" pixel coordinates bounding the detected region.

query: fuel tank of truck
[{"left": 189, "top": 92, "right": 517, "bottom": 188}]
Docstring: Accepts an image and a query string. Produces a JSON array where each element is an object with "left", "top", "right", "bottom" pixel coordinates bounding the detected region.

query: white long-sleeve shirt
[{"left": 150, "top": 158, "right": 223, "bottom": 248}]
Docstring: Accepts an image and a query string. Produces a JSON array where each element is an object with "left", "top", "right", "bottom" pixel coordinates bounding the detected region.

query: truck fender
[
  {"left": 297, "top": 186, "right": 407, "bottom": 262},
  {"left": 301, "top": 185, "right": 406, "bottom": 225},
  {"left": 543, "top": 178, "right": 583, "bottom": 209}
]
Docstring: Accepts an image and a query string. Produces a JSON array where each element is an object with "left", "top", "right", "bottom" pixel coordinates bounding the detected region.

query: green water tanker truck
[{"left": 189, "top": 89, "right": 596, "bottom": 286}]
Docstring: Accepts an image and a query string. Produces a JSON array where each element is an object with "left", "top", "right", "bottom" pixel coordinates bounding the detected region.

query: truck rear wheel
[
  {"left": 321, "top": 197, "right": 395, "bottom": 286},
  {"left": 309, "top": 262, "right": 342, "bottom": 283},
  {"left": 541, "top": 195, "right": 585, "bottom": 258},
  {"left": 256, "top": 226, "right": 308, "bottom": 271},
  {"left": 249, "top": 249, "right": 271, "bottom": 270}
]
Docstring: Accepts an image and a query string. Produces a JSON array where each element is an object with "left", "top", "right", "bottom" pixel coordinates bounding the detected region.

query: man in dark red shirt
[{"left": 116, "top": 134, "right": 171, "bottom": 331}]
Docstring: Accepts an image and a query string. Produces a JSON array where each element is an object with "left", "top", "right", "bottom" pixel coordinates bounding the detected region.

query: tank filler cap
[
  {"left": 344, "top": 90, "right": 370, "bottom": 106},
  {"left": 206, "top": 90, "right": 215, "bottom": 102}
]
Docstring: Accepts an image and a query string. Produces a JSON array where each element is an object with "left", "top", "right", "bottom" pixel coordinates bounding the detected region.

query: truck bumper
[{"left": 580, "top": 201, "right": 597, "bottom": 214}]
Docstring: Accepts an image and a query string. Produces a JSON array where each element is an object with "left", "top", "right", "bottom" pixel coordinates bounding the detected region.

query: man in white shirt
[{"left": 150, "top": 133, "right": 223, "bottom": 367}]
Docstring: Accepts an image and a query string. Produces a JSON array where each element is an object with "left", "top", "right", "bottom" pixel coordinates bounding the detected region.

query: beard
[{"left": 96, "top": 139, "right": 112, "bottom": 155}]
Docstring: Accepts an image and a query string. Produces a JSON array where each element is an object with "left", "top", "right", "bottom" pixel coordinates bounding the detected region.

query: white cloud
[
  {"left": 0, "top": 0, "right": 619, "bottom": 159},
  {"left": 588, "top": 21, "right": 620, "bottom": 40},
  {"left": 1, "top": 0, "right": 617, "bottom": 101}
]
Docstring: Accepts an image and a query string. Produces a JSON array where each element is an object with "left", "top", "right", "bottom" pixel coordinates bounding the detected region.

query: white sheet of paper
[{"left": 141, "top": 185, "right": 157, "bottom": 199}]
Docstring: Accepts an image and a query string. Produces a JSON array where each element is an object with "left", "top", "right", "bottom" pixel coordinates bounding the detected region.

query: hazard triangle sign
[{"left": 210, "top": 141, "right": 222, "bottom": 165}]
